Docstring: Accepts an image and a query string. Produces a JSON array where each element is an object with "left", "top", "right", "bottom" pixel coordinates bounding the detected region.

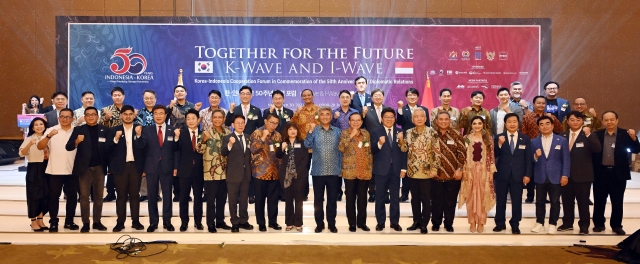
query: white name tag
[
  {"left": 450, "top": 116, "right": 457, "bottom": 120},
  {"left": 561, "top": 107, "right": 567, "bottom": 111},
  {"left": 612, "top": 143, "right": 615, "bottom": 148},
  {"left": 480, "top": 115, "right": 486, "bottom": 119},
  {"left": 446, "top": 140, "right": 454, "bottom": 145},
  {"left": 576, "top": 142, "right": 584, "bottom": 148},
  {"left": 286, "top": 118, "right": 290, "bottom": 122},
  {"left": 269, "top": 145, "right": 274, "bottom": 152},
  {"left": 584, "top": 120, "right": 592, "bottom": 125},
  {"left": 518, "top": 145, "right": 526, "bottom": 149},
  {"left": 555, "top": 145, "right": 561, "bottom": 150},
  {"left": 167, "top": 136, "right": 174, "bottom": 141},
  {"left": 294, "top": 143, "right": 301, "bottom": 148},
  {"left": 98, "top": 137, "right": 106, "bottom": 142},
  {"left": 358, "top": 142, "right": 363, "bottom": 148},
  {"left": 366, "top": 103, "right": 371, "bottom": 106}
]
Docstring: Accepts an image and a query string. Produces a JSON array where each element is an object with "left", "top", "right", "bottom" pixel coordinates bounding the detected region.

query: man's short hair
[
  {"left": 504, "top": 113, "right": 520, "bottom": 123},
  {"left": 537, "top": 116, "right": 553, "bottom": 125},
  {"left": 349, "top": 112, "right": 363, "bottom": 120},
  {"left": 371, "top": 88, "right": 384, "bottom": 97},
  {"left": 59, "top": 108, "right": 74, "bottom": 116},
  {"left": 174, "top": 85, "right": 186, "bottom": 92},
  {"left": 318, "top": 106, "right": 332, "bottom": 114},
  {"left": 405, "top": 88, "right": 419, "bottom": 97},
  {"left": 208, "top": 89, "right": 221, "bottom": 98},
  {"left": 354, "top": 76, "right": 367, "bottom": 85},
  {"left": 471, "top": 91, "right": 485, "bottom": 99},
  {"left": 533, "top": 95, "right": 546, "bottom": 104},
  {"left": 111, "top": 86, "right": 125, "bottom": 95},
  {"left": 51, "top": 91, "right": 68, "bottom": 99},
  {"left": 301, "top": 89, "right": 313, "bottom": 96},
  {"left": 440, "top": 88, "right": 452, "bottom": 97},
  {"left": 436, "top": 111, "right": 451, "bottom": 118},
  {"left": 497, "top": 87, "right": 510, "bottom": 96},
  {"left": 84, "top": 106, "right": 98, "bottom": 115},
  {"left": 264, "top": 113, "right": 279, "bottom": 121},
  {"left": 602, "top": 110, "right": 618, "bottom": 119},
  {"left": 152, "top": 104, "right": 167, "bottom": 114},
  {"left": 81, "top": 91, "right": 94, "bottom": 97},
  {"left": 232, "top": 114, "right": 246, "bottom": 123},
  {"left": 143, "top": 89, "right": 156, "bottom": 96},
  {"left": 271, "top": 90, "right": 284, "bottom": 98},
  {"left": 186, "top": 108, "right": 199, "bottom": 119},
  {"left": 381, "top": 107, "right": 396, "bottom": 119},
  {"left": 121, "top": 105, "right": 135, "bottom": 113},
  {"left": 543, "top": 81, "right": 560, "bottom": 90},
  {"left": 510, "top": 81, "right": 522, "bottom": 88},
  {"left": 567, "top": 111, "right": 584, "bottom": 120},
  {"left": 239, "top": 85, "right": 252, "bottom": 94},
  {"left": 339, "top": 90, "right": 351, "bottom": 97}
]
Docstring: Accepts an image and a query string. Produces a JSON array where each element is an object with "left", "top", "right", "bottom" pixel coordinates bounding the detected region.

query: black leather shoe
[
  {"left": 112, "top": 224, "right": 125, "bottom": 232},
  {"left": 194, "top": 223, "right": 204, "bottom": 230},
  {"left": 431, "top": 225, "right": 440, "bottom": 232},
  {"left": 132, "top": 222, "right": 145, "bottom": 230},
  {"left": 64, "top": 223, "right": 79, "bottom": 230},
  {"left": 359, "top": 225, "right": 370, "bottom": 231},
  {"left": 592, "top": 226, "right": 606, "bottom": 232},
  {"left": 147, "top": 224, "right": 157, "bottom": 232},
  {"left": 375, "top": 224, "right": 384, "bottom": 231},
  {"left": 557, "top": 225, "right": 573, "bottom": 232},
  {"left": 93, "top": 222, "right": 107, "bottom": 231},
  {"left": 579, "top": 228, "right": 589, "bottom": 235},
  {"left": 400, "top": 196, "right": 408, "bottom": 202},
  {"left": 349, "top": 225, "right": 356, "bottom": 232},
  {"left": 613, "top": 228, "right": 626, "bottom": 235},
  {"left": 314, "top": 226, "right": 324, "bottom": 233},
  {"left": 524, "top": 198, "right": 534, "bottom": 204},
  {"left": 140, "top": 196, "right": 148, "bottom": 202},
  {"left": 249, "top": 196, "right": 256, "bottom": 204},
  {"left": 407, "top": 222, "right": 420, "bottom": 231},
  {"left": 329, "top": 226, "right": 338, "bottom": 233},
  {"left": 49, "top": 224, "right": 59, "bottom": 233},
  {"left": 269, "top": 224, "right": 282, "bottom": 230},
  {"left": 80, "top": 224, "right": 90, "bottom": 233},
  {"left": 368, "top": 195, "right": 375, "bottom": 203},
  {"left": 173, "top": 196, "right": 180, "bottom": 202},
  {"left": 208, "top": 225, "right": 217, "bottom": 233},
  {"left": 512, "top": 227, "right": 521, "bottom": 234},
  {"left": 420, "top": 226, "right": 428, "bottom": 234},
  {"left": 238, "top": 222, "right": 254, "bottom": 230},
  {"left": 390, "top": 224, "right": 403, "bottom": 232},
  {"left": 216, "top": 223, "right": 232, "bottom": 230},
  {"left": 103, "top": 193, "right": 116, "bottom": 202},
  {"left": 259, "top": 225, "right": 267, "bottom": 232},
  {"left": 180, "top": 224, "right": 188, "bottom": 232},
  {"left": 163, "top": 224, "right": 175, "bottom": 231},
  {"left": 445, "top": 226, "right": 454, "bottom": 232},
  {"left": 493, "top": 225, "right": 506, "bottom": 232},
  {"left": 231, "top": 225, "right": 239, "bottom": 233}
]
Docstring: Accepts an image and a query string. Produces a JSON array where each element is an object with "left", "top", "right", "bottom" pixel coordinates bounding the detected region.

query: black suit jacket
[
  {"left": 363, "top": 104, "right": 386, "bottom": 132},
  {"left": 275, "top": 140, "right": 310, "bottom": 184},
  {"left": 137, "top": 124, "right": 179, "bottom": 175},
  {"left": 175, "top": 127, "right": 204, "bottom": 178},
  {"left": 220, "top": 133, "right": 252, "bottom": 184},
  {"left": 107, "top": 124, "right": 145, "bottom": 174},
  {"left": 396, "top": 105, "right": 430, "bottom": 130},
  {"left": 65, "top": 124, "right": 110, "bottom": 176},
  {"left": 560, "top": 129, "right": 601, "bottom": 183},
  {"left": 371, "top": 126, "right": 407, "bottom": 176},
  {"left": 350, "top": 92, "right": 372, "bottom": 113},
  {"left": 493, "top": 132, "right": 533, "bottom": 181},
  {"left": 44, "top": 110, "right": 59, "bottom": 128},
  {"left": 593, "top": 128, "right": 640, "bottom": 181},
  {"left": 262, "top": 107, "right": 294, "bottom": 134},
  {"left": 225, "top": 104, "right": 264, "bottom": 135}
]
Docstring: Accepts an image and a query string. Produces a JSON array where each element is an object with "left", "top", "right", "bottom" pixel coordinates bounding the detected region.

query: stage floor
[{"left": 1, "top": 159, "right": 638, "bottom": 246}]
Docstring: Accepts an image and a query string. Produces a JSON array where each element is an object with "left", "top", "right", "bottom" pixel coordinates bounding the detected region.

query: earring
[{"left": 481, "top": 129, "right": 486, "bottom": 135}]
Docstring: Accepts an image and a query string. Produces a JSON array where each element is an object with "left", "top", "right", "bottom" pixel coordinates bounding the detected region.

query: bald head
[{"left": 573, "top": 98, "right": 587, "bottom": 113}]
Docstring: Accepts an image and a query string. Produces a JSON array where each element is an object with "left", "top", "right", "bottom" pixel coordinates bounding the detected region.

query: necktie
[
  {"left": 569, "top": 132, "right": 576, "bottom": 151},
  {"left": 238, "top": 134, "right": 244, "bottom": 152},
  {"left": 277, "top": 109, "right": 282, "bottom": 119},
  {"left": 191, "top": 131, "right": 196, "bottom": 151},
  {"left": 387, "top": 129, "right": 393, "bottom": 147},
  {"left": 158, "top": 126, "right": 163, "bottom": 147},
  {"left": 360, "top": 94, "right": 365, "bottom": 105},
  {"left": 243, "top": 106, "right": 248, "bottom": 124},
  {"left": 509, "top": 134, "right": 515, "bottom": 154},
  {"left": 377, "top": 107, "right": 381, "bottom": 123}
]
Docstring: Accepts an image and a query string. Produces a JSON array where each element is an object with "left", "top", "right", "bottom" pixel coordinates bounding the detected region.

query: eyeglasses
[
  {"left": 574, "top": 103, "right": 586, "bottom": 106},
  {"left": 350, "top": 119, "right": 363, "bottom": 122},
  {"left": 546, "top": 87, "right": 558, "bottom": 90},
  {"left": 53, "top": 98, "right": 67, "bottom": 101},
  {"left": 85, "top": 113, "right": 98, "bottom": 117},
  {"left": 268, "top": 120, "right": 279, "bottom": 126},
  {"left": 209, "top": 96, "right": 221, "bottom": 100},
  {"left": 59, "top": 116, "right": 73, "bottom": 119},
  {"left": 240, "top": 92, "right": 252, "bottom": 96}
]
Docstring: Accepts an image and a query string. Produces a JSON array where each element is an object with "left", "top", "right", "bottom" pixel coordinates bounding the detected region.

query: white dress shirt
[
  {"left": 541, "top": 134, "right": 553, "bottom": 158},
  {"left": 44, "top": 125, "right": 76, "bottom": 175}
]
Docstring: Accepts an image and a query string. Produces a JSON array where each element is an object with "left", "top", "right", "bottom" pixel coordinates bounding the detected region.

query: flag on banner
[
  {"left": 421, "top": 75, "right": 434, "bottom": 110},
  {"left": 394, "top": 62, "right": 414, "bottom": 74},
  {"left": 195, "top": 61, "right": 213, "bottom": 73}
]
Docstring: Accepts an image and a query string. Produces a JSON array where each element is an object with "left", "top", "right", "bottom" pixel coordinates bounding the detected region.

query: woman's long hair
[
  {"left": 469, "top": 116, "right": 492, "bottom": 148},
  {"left": 27, "top": 95, "right": 43, "bottom": 113},
  {"left": 27, "top": 117, "right": 48, "bottom": 137},
  {"left": 281, "top": 122, "right": 302, "bottom": 143}
]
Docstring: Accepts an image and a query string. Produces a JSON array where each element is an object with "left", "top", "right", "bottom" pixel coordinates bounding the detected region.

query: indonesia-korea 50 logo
[{"left": 110, "top": 47, "right": 147, "bottom": 75}]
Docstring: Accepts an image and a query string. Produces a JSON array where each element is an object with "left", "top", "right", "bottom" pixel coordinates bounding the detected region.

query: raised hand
[
  {"left": 281, "top": 142, "right": 288, "bottom": 151},
  {"left": 628, "top": 129, "right": 637, "bottom": 140},
  {"left": 349, "top": 128, "right": 359, "bottom": 138},
  {"left": 582, "top": 126, "right": 591, "bottom": 136},
  {"left": 535, "top": 148, "right": 542, "bottom": 158},
  {"left": 588, "top": 108, "right": 597, "bottom": 117},
  {"left": 135, "top": 126, "right": 142, "bottom": 136},
  {"left": 230, "top": 102, "right": 237, "bottom": 111},
  {"left": 334, "top": 111, "right": 340, "bottom": 119},
  {"left": 498, "top": 135, "right": 505, "bottom": 146},
  {"left": 75, "top": 134, "right": 84, "bottom": 145},
  {"left": 169, "top": 99, "right": 176, "bottom": 109},
  {"left": 378, "top": 136, "right": 386, "bottom": 145},
  {"left": 174, "top": 129, "right": 181, "bottom": 139},
  {"left": 49, "top": 129, "right": 59, "bottom": 137},
  {"left": 262, "top": 129, "right": 271, "bottom": 141},
  {"left": 297, "top": 106, "right": 303, "bottom": 112},
  {"left": 362, "top": 106, "right": 368, "bottom": 116},
  {"left": 202, "top": 131, "right": 211, "bottom": 142},
  {"left": 397, "top": 132, "right": 404, "bottom": 141},
  {"left": 30, "top": 137, "right": 37, "bottom": 144},
  {"left": 229, "top": 136, "right": 236, "bottom": 147},
  {"left": 309, "top": 123, "right": 317, "bottom": 132},
  {"left": 270, "top": 104, "right": 275, "bottom": 113},
  {"left": 397, "top": 101, "right": 404, "bottom": 109},
  {"left": 194, "top": 102, "right": 203, "bottom": 111},
  {"left": 115, "top": 130, "right": 123, "bottom": 140},
  {"left": 105, "top": 111, "right": 112, "bottom": 121}
]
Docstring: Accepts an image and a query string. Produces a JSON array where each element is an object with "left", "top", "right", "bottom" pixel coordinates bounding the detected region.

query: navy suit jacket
[
  {"left": 552, "top": 97, "right": 571, "bottom": 123},
  {"left": 107, "top": 124, "right": 146, "bottom": 175},
  {"left": 363, "top": 104, "right": 386, "bottom": 132},
  {"left": 175, "top": 127, "right": 204, "bottom": 178},
  {"left": 531, "top": 134, "right": 571, "bottom": 184},
  {"left": 350, "top": 92, "right": 372, "bottom": 113},
  {"left": 593, "top": 128, "right": 640, "bottom": 181},
  {"left": 494, "top": 132, "right": 533, "bottom": 182},
  {"left": 137, "top": 124, "right": 178, "bottom": 175},
  {"left": 225, "top": 104, "right": 263, "bottom": 135},
  {"left": 371, "top": 126, "right": 407, "bottom": 176},
  {"left": 396, "top": 105, "right": 430, "bottom": 130},
  {"left": 262, "top": 107, "right": 294, "bottom": 134},
  {"left": 65, "top": 124, "right": 110, "bottom": 176},
  {"left": 220, "top": 133, "right": 252, "bottom": 184}
]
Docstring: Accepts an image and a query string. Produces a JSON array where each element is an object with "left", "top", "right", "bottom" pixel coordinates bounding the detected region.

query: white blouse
[{"left": 19, "top": 134, "right": 46, "bottom": 162}]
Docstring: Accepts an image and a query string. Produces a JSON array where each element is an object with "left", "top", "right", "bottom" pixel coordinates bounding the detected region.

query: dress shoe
[
  {"left": 238, "top": 222, "right": 254, "bottom": 230},
  {"left": 249, "top": 196, "right": 256, "bottom": 204},
  {"left": 589, "top": 199, "right": 593, "bottom": 205},
  {"left": 557, "top": 225, "right": 573, "bottom": 232},
  {"left": 80, "top": 224, "right": 90, "bottom": 233},
  {"left": 592, "top": 226, "right": 606, "bottom": 232},
  {"left": 493, "top": 225, "right": 506, "bottom": 232},
  {"left": 147, "top": 224, "right": 158, "bottom": 232},
  {"left": 180, "top": 224, "right": 188, "bottom": 232},
  {"left": 431, "top": 226, "right": 440, "bottom": 232},
  {"left": 512, "top": 227, "right": 521, "bottom": 234},
  {"left": 445, "top": 226, "right": 454, "bottom": 232},
  {"left": 163, "top": 224, "right": 175, "bottom": 231},
  {"left": 140, "top": 196, "right": 148, "bottom": 202},
  {"left": 93, "top": 222, "right": 107, "bottom": 231},
  {"left": 524, "top": 198, "right": 534, "bottom": 204},
  {"left": 375, "top": 224, "right": 384, "bottom": 231},
  {"left": 103, "top": 193, "right": 116, "bottom": 202},
  {"left": 390, "top": 224, "right": 403, "bottom": 232},
  {"left": 231, "top": 225, "right": 239, "bottom": 233},
  {"left": 613, "top": 228, "right": 626, "bottom": 235},
  {"left": 64, "top": 223, "right": 79, "bottom": 230},
  {"left": 112, "top": 224, "right": 125, "bottom": 232},
  {"left": 269, "top": 224, "right": 282, "bottom": 230},
  {"left": 259, "top": 225, "right": 267, "bottom": 232},
  {"left": 216, "top": 223, "right": 232, "bottom": 230},
  {"left": 579, "top": 228, "right": 589, "bottom": 235},
  {"left": 368, "top": 195, "right": 375, "bottom": 203},
  {"left": 349, "top": 225, "right": 356, "bottom": 232},
  {"left": 407, "top": 222, "right": 420, "bottom": 231},
  {"left": 547, "top": 225, "right": 557, "bottom": 234},
  {"left": 358, "top": 225, "right": 370, "bottom": 231},
  {"left": 208, "top": 225, "right": 217, "bottom": 233},
  {"left": 399, "top": 196, "right": 408, "bottom": 202},
  {"left": 49, "top": 224, "right": 59, "bottom": 233},
  {"left": 337, "top": 194, "right": 342, "bottom": 202},
  {"left": 194, "top": 223, "right": 204, "bottom": 230},
  {"left": 132, "top": 222, "right": 145, "bottom": 230},
  {"left": 36, "top": 218, "right": 48, "bottom": 230},
  {"left": 173, "top": 196, "right": 180, "bottom": 202},
  {"left": 329, "top": 226, "right": 338, "bottom": 233},
  {"left": 530, "top": 223, "right": 545, "bottom": 233},
  {"left": 314, "top": 226, "right": 324, "bottom": 233},
  {"left": 420, "top": 226, "right": 428, "bottom": 234}
]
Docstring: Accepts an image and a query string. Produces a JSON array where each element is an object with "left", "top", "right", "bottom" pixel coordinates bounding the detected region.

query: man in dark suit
[
  {"left": 530, "top": 116, "right": 570, "bottom": 234},
  {"left": 363, "top": 89, "right": 388, "bottom": 203},
  {"left": 136, "top": 105, "right": 179, "bottom": 232},
  {"left": 371, "top": 107, "right": 406, "bottom": 232},
  {"left": 558, "top": 111, "right": 601, "bottom": 235},
  {"left": 107, "top": 105, "right": 145, "bottom": 232},
  {"left": 263, "top": 90, "right": 294, "bottom": 134},
  {"left": 65, "top": 106, "right": 110, "bottom": 233},
  {"left": 43, "top": 92, "right": 69, "bottom": 128},
  {"left": 176, "top": 109, "right": 205, "bottom": 232},
  {"left": 493, "top": 113, "right": 532, "bottom": 234},
  {"left": 225, "top": 85, "right": 263, "bottom": 204},
  {"left": 221, "top": 115, "right": 254, "bottom": 232},
  {"left": 350, "top": 76, "right": 372, "bottom": 114},
  {"left": 592, "top": 111, "right": 640, "bottom": 235},
  {"left": 395, "top": 88, "right": 430, "bottom": 202}
]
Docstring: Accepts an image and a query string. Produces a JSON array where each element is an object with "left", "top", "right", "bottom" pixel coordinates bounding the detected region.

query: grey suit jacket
[
  {"left": 363, "top": 104, "right": 386, "bottom": 132},
  {"left": 44, "top": 110, "right": 59, "bottom": 128},
  {"left": 220, "top": 133, "right": 252, "bottom": 184},
  {"left": 489, "top": 105, "right": 523, "bottom": 135},
  {"left": 560, "top": 129, "right": 601, "bottom": 182}
]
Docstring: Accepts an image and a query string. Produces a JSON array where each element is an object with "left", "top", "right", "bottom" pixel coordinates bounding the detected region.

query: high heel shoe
[
  {"left": 477, "top": 225, "right": 484, "bottom": 233},
  {"left": 37, "top": 217, "right": 49, "bottom": 230},
  {"left": 31, "top": 218, "right": 43, "bottom": 232},
  {"left": 286, "top": 226, "right": 293, "bottom": 231},
  {"left": 295, "top": 226, "right": 303, "bottom": 232},
  {"left": 469, "top": 224, "right": 477, "bottom": 233}
]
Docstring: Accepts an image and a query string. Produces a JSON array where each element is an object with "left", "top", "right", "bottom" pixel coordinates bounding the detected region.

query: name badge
[
  {"left": 561, "top": 106, "right": 567, "bottom": 111},
  {"left": 450, "top": 116, "right": 457, "bottom": 120},
  {"left": 446, "top": 140, "right": 454, "bottom": 145},
  {"left": 480, "top": 115, "right": 486, "bottom": 119},
  {"left": 98, "top": 137, "right": 106, "bottom": 142},
  {"left": 269, "top": 145, "right": 274, "bottom": 152},
  {"left": 366, "top": 103, "right": 371, "bottom": 107},
  {"left": 584, "top": 120, "right": 591, "bottom": 125},
  {"left": 167, "top": 136, "right": 174, "bottom": 141},
  {"left": 576, "top": 142, "right": 584, "bottom": 148},
  {"left": 555, "top": 145, "right": 561, "bottom": 150},
  {"left": 294, "top": 143, "right": 301, "bottom": 148},
  {"left": 358, "top": 142, "right": 363, "bottom": 148},
  {"left": 518, "top": 145, "right": 526, "bottom": 149},
  {"left": 286, "top": 118, "right": 290, "bottom": 122},
  {"left": 612, "top": 143, "right": 615, "bottom": 148}
]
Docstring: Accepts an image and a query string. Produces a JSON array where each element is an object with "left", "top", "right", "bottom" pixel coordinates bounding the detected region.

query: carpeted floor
[{"left": 0, "top": 244, "right": 622, "bottom": 263}]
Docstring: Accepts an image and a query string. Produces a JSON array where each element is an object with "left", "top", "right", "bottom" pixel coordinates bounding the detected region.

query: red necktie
[
  {"left": 191, "top": 131, "right": 196, "bottom": 151},
  {"left": 158, "top": 125, "right": 163, "bottom": 147}
]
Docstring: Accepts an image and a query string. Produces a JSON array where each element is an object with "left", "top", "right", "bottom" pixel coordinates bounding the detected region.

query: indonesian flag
[
  {"left": 395, "top": 62, "right": 414, "bottom": 74},
  {"left": 421, "top": 75, "right": 434, "bottom": 110}
]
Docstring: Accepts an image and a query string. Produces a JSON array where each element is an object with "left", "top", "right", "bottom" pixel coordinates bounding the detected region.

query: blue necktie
[{"left": 509, "top": 134, "right": 515, "bottom": 154}]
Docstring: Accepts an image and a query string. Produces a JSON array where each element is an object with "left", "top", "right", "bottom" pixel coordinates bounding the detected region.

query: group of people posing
[{"left": 20, "top": 77, "right": 639, "bottom": 236}]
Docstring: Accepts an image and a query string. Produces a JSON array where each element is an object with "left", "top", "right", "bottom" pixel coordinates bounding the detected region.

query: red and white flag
[{"left": 394, "top": 62, "right": 414, "bottom": 74}]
